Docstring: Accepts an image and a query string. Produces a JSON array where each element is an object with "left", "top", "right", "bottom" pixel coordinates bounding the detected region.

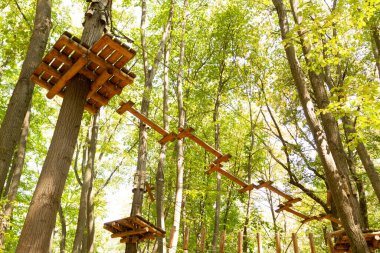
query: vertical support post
[
  {"left": 219, "top": 230, "right": 226, "bottom": 253},
  {"left": 309, "top": 233, "right": 316, "bottom": 253},
  {"left": 275, "top": 233, "right": 281, "bottom": 253},
  {"left": 200, "top": 227, "right": 206, "bottom": 253},
  {"left": 183, "top": 227, "right": 189, "bottom": 252},
  {"left": 168, "top": 226, "right": 176, "bottom": 249},
  {"left": 238, "top": 231, "right": 243, "bottom": 253},
  {"left": 292, "top": 233, "right": 299, "bottom": 253},
  {"left": 327, "top": 232, "right": 334, "bottom": 253},
  {"left": 257, "top": 233, "right": 262, "bottom": 253}
]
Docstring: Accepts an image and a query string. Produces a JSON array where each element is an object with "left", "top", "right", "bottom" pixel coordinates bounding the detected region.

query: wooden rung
[
  {"left": 283, "top": 197, "right": 302, "bottom": 206},
  {"left": 213, "top": 154, "right": 232, "bottom": 164},
  {"left": 38, "top": 62, "right": 62, "bottom": 80},
  {"left": 111, "top": 227, "right": 149, "bottom": 238},
  {"left": 214, "top": 167, "right": 247, "bottom": 188},
  {"left": 177, "top": 127, "right": 194, "bottom": 140},
  {"left": 101, "top": 34, "right": 136, "bottom": 60},
  {"left": 159, "top": 132, "right": 177, "bottom": 145},
  {"left": 320, "top": 214, "right": 342, "bottom": 225},
  {"left": 239, "top": 184, "right": 257, "bottom": 193},
  {"left": 275, "top": 205, "right": 310, "bottom": 220},
  {"left": 91, "top": 93, "right": 108, "bottom": 106},
  {"left": 256, "top": 180, "right": 273, "bottom": 189},
  {"left": 117, "top": 101, "right": 169, "bottom": 136},
  {"left": 257, "top": 180, "right": 293, "bottom": 200},
  {"left": 87, "top": 69, "right": 112, "bottom": 99},
  {"left": 206, "top": 163, "right": 223, "bottom": 174},
  {"left": 145, "top": 182, "right": 155, "bottom": 202},
  {"left": 46, "top": 55, "right": 88, "bottom": 99}
]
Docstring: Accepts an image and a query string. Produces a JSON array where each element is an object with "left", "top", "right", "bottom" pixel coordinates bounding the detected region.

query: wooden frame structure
[
  {"left": 32, "top": 31, "right": 136, "bottom": 113},
  {"left": 104, "top": 215, "right": 165, "bottom": 244},
  {"left": 327, "top": 230, "right": 380, "bottom": 252}
]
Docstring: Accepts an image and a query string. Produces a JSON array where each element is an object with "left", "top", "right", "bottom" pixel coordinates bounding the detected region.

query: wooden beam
[
  {"left": 283, "top": 197, "right": 302, "bottom": 206},
  {"left": 111, "top": 227, "right": 149, "bottom": 238},
  {"left": 186, "top": 131, "right": 223, "bottom": 158},
  {"left": 117, "top": 101, "right": 169, "bottom": 136},
  {"left": 213, "top": 154, "right": 232, "bottom": 164},
  {"left": 159, "top": 132, "right": 177, "bottom": 145},
  {"left": 256, "top": 180, "right": 273, "bottom": 189},
  {"left": 212, "top": 167, "right": 248, "bottom": 188},
  {"left": 206, "top": 163, "right": 223, "bottom": 174},
  {"left": 239, "top": 184, "right": 257, "bottom": 193},
  {"left": 46, "top": 55, "right": 88, "bottom": 99},
  {"left": 177, "top": 127, "right": 194, "bottom": 140},
  {"left": 320, "top": 214, "right": 342, "bottom": 225},
  {"left": 87, "top": 69, "right": 112, "bottom": 99},
  {"left": 257, "top": 180, "right": 293, "bottom": 200},
  {"left": 292, "top": 233, "right": 300, "bottom": 253},
  {"left": 145, "top": 182, "right": 155, "bottom": 202},
  {"left": 276, "top": 204, "right": 310, "bottom": 220}
]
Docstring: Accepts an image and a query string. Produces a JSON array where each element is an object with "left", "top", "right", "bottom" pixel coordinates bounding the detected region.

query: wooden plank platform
[
  {"left": 31, "top": 31, "right": 136, "bottom": 113},
  {"left": 104, "top": 215, "right": 165, "bottom": 244},
  {"left": 328, "top": 230, "right": 380, "bottom": 252}
]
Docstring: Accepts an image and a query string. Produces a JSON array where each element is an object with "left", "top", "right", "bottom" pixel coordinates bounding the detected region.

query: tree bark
[
  {"left": 271, "top": 0, "right": 369, "bottom": 252},
  {"left": 16, "top": 2, "right": 107, "bottom": 252},
  {"left": 58, "top": 204, "right": 67, "bottom": 253},
  {"left": 0, "top": 0, "right": 51, "bottom": 196},
  {"left": 0, "top": 105, "right": 31, "bottom": 247},
  {"left": 169, "top": 1, "right": 188, "bottom": 252},
  {"left": 73, "top": 113, "right": 98, "bottom": 253}
]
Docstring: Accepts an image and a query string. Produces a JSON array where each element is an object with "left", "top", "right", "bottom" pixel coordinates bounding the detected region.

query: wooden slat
[
  {"left": 111, "top": 227, "right": 149, "bottom": 238},
  {"left": 37, "top": 62, "right": 62, "bottom": 80},
  {"left": 101, "top": 34, "right": 135, "bottom": 67},
  {"left": 283, "top": 197, "right": 302, "bottom": 206},
  {"left": 107, "top": 50, "right": 123, "bottom": 65},
  {"left": 206, "top": 163, "right": 223, "bottom": 174},
  {"left": 239, "top": 184, "right": 257, "bottom": 193},
  {"left": 158, "top": 132, "right": 177, "bottom": 145},
  {"left": 117, "top": 101, "right": 169, "bottom": 136},
  {"left": 98, "top": 45, "right": 114, "bottom": 60},
  {"left": 91, "top": 35, "right": 109, "bottom": 53},
  {"left": 213, "top": 167, "right": 247, "bottom": 188},
  {"left": 87, "top": 70, "right": 112, "bottom": 99},
  {"left": 257, "top": 180, "right": 293, "bottom": 200},
  {"left": 276, "top": 205, "right": 310, "bottom": 220},
  {"left": 59, "top": 35, "right": 134, "bottom": 84},
  {"left": 46, "top": 55, "right": 87, "bottom": 99},
  {"left": 178, "top": 128, "right": 223, "bottom": 157},
  {"left": 145, "top": 182, "right": 155, "bottom": 202},
  {"left": 177, "top": 127, "right": 194, "bottom": 140},
  {"left": 111, "top": 222, "right": 125, "bottom": 232},
  {"left": 213, "top": 154, "right": 232, "bottom": 164}
]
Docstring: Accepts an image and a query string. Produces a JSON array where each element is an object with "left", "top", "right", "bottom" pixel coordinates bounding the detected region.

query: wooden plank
[
  {"left": 37, "top": 62, "right": 62, "bottom": 80},
  {"left": 257, "top": 233, "right": 262, "bottom": 253},
  {"left": 111, "top": 222, "right": 125, "bottom": 232},
  {"left": 187, "top": 131, "right": 223, "bottom": 158},
  {"left": 213, "top": 154, "right": 232, "bottom": 164},
  {"left": 219, "top": 230, "right": 226, "bottom": 253},
  {"left": 60, "top": 35, "right": 134, "bottom": 84},
  {"left": 87, "top": 70, "right": 112, "bottom": 99},
  {"left": 159, "top": 132, "right": 177, "bottom": 145},
  {"left": 145, "top": 182, "right": 155, "bottom": 202},
  {"left": 111, "top": 227, "right": 149, "bottom": 238},
  {"left": 309, "top": 233, "right": 316, "bottom": 253},
  {"left": 239, "top": 184, "right": 257, "bottom": 193},
  {"left": 283, "top": 197, "right": 302, "bottom": 206},
  {"left": 278, "top": 206, "right": 310, "bottom": 220},
  {"left": 275, "top": 233, "right": 281, "bottom": 253},
  {"left": 256, "top": 180, "right": 273, "bottom": 189},
  {"left": 90, "top": 93, "right": 108, "bottom": 106},
  {"left": 238, "top": 231, "right": 243, "bottom": 253},
  {"left": 213, "top": 167, "right": 248, "bottom": 188},
  {"left": 101, "top": 34, "right": 136, "bottom": 66},
  {"left": 206, "top": 163, "right": 223, "bottom": 174},
  {"left": 98, "top": 45, "right": 114, "bottom": 60},
  {"left": 177, "top": 127, "right": 194, "bottom": 140},
  {"left": 292, "top": 233, "right": 300, "bottom": 253},
  {"left": 103, "top": 224, "right": 118, "bottom": 234},
  {"left": 46, "top": 55, "right": 87, "bottom": 99},
  {"left": 266, "top": 184, "right": 293, "bottom": 200},
  {"left": 106, "top": 50, "right": 123, "bottom": 65},
  {"left": 91, "top": 35, "right": 109, "bottom": 53},
  {"left": 117, "top": 101, "right": 169, "bottom": 136}
]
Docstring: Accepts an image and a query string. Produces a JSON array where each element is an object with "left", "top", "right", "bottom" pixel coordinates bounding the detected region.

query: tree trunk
[
  {"left": 372, "top": 26, "right": 380, "bottom": 79},
  {"left": 2, "top": 151, "right": 17, "bottom": 199},
  {"left": 271, "top": 0, "right": 369, "bottom": 252},
  {"left": 16, "top": 2, "right": 107, "bottom": 252},
  {"left": 58, "top": 204, "right": 67, "bottom": 253},
  {"left": 169, "top": 1, "right": 188, "bottom": 252},
  {"left": 0, "top": 105, "right": 31, "bottom": 247},
  {"left": 156, "top": 31, "right": 172, "bottom": 253},
  {"left": 86, "top": 176, "right": 95, "bottom": 253},
  {"left": 73, "top": 113, "right": 98, "bottom": 253},
  {"left": 0, "top": 0, "right": 51, "bottom": 196}
]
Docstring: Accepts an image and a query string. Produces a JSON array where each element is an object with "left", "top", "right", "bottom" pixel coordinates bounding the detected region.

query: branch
[{"left": 13, "top": 0, "right": 32, "bottom": 31}]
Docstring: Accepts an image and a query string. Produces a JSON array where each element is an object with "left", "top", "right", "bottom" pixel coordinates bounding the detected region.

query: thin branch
[{"left": 13, "top": 0, "right": 32, "bottom": 31}]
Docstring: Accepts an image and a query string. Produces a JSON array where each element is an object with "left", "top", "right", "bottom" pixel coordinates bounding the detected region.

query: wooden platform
[
  {"left": 328, "top": 230, "right": 380, "bottom": 252},
  {"left": 103, "top": 215, "right": 165, "bottom": 244},
  {"left": 31, "top": 31, "right": 136, "bottom": 113}
]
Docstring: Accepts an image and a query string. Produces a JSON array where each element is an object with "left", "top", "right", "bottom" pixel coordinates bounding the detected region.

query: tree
[
  {"left": 0, "top": 0, "right": 51, "bottom": 196},
  {"left": 16, "top": 1, "right": 109, "bottom": 251}
]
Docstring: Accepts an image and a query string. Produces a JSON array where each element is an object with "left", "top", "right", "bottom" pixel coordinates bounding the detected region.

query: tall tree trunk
[
  {"left": 125, "top": 1, "right": 173, "bottom": 252},
  {"left": 271, "top": 0, "right": 369, "bottom": 252},
  {"left": 0, "top": 0, "right": 51, "bottom": 195},
  {"left": 0, "top": 105, "right": 31, "bottom": 247},
  {"left": 85, "top": 174, "right": 95, "bottom": 253},
  {"left": 73, "top": 113, "right": 98, "bottom": 253},
  {"left": 58, "top": 204, "right": 67, "bottom": 253},
  {"left": 16, "top": 2, "right": 108, "bottom": 252},
  {"left": 169, "top": 1, "right": 188, "bottom": 252},
  {"left": 372, "top": 26, "right": 380, "bottom": 78},
  {"left": 156, "top": 33, "right": 172, "bottom": 253},
  {"left": 211, "top": 69, "right": 224, "bottom": 253},
  {"left": 2, "top": 151, "right": 17, "bottom": 199}
]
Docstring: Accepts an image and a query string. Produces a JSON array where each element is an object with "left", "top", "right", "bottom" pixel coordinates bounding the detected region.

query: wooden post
[
  {"left": 219, "top": 230, "right": 226, "bottom": 253},
  {"left": 275, "top": 233, "right": 281, "bottom": 253},
  {"left": 257, "top": 233, "right": 262, "bottom": 253},
  {"left": 183, "top": 227, "right": 189, "bottom": 252},
  {"left": 238, "top": 231, "right": 243, "bottom": 253},
  {"left": 168, "top": 226, "right": 176, "bottom": 249},
  {"left": 309, "top": 233, "right": 316, "bottom": 253},
  {"left": 200, "top": 227, "right": 206, "bottom": 253},
  {"left": 292, "top": 233, "right": 299, "bottom": 253}
]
